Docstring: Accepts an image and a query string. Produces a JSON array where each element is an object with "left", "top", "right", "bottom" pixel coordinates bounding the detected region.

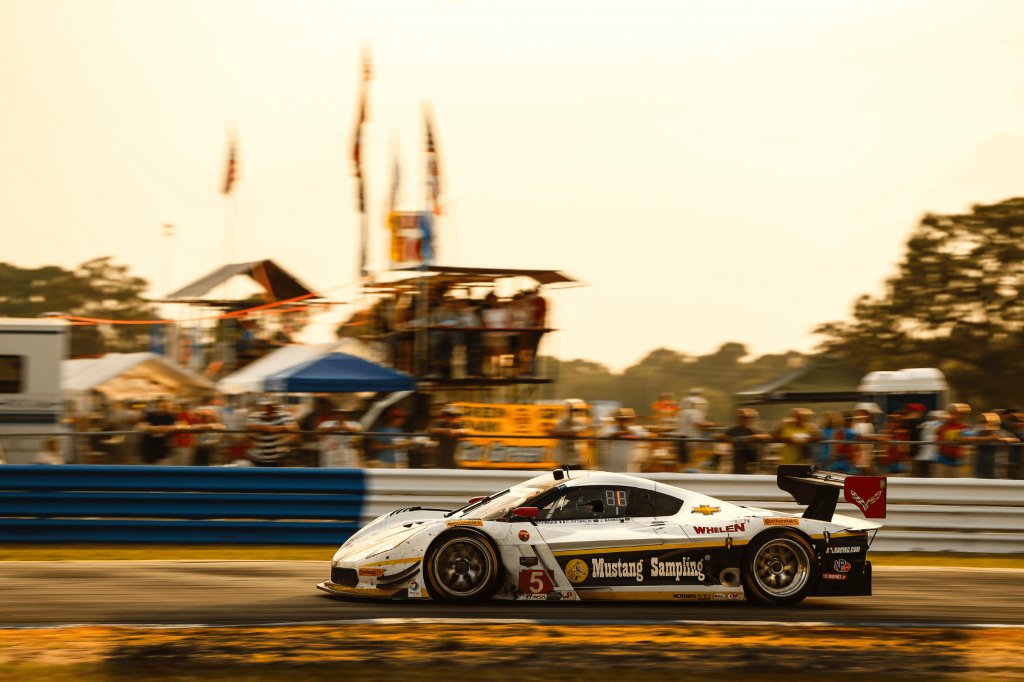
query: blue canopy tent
[{"left": 264, "top": 352, "right": 416, "bottom": 393}]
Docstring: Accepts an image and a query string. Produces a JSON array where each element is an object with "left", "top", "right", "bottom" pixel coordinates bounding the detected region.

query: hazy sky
[{"left": 3, "top": 0, "right": 1024, "bottom": 370}]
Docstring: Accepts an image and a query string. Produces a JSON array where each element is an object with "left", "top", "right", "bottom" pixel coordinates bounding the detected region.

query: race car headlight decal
[{"left": 364, "top": 528, "right": 420, "bottom": 559}]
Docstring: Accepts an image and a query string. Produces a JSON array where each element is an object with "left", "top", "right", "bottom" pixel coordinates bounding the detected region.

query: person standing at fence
[
  {"left": 963, "top": 412, "right": 1018, "bottom": 479},
  {"left": 597, "top": 407, "right": 650, "bottom": 473},
  {"left": 137, "top": 399, "right": 179, "bottom": 465},
  {"left": 455, "top": 298, "right": 483, "bottom": 378},
  {"left": 298, "top": 396, "right": 334, "bottom": 467},
  {"left": 914, "top": 409, "right": 947, "bottom": 478},
  {"left": 428, "top": 404, "right": 469, "bottom": 469},
  {"left": 191, "top": 407, "right": 225, "bottom": 466},
  {"left": 773, "top": 408, "right": 821, "bottom": 465},
  {"left": 551, "top": 399, "right": 591, "bottom": 467},
  {"left": 675, "top": 389, "right": 716, "bottom": 465},
  {"left": 719, "top": 408, "right": 770, "bottom": 475},
  {"left": 935, "top": 403, "right": 970, "bottom": 477},
  {"left": 245, "top": 397, "right": 299, "bottom": 467},
  {"left": 368, "top": 408, "right": 409, "bottom": 468},
  {"left": 1006, "top": 409, "right": 1024, "bottom": 479},
  {"left": 318, "top": 404, "right": 364, "bottom": 468},
  {"left": 813, "top": 412, "right": 844, "bottom": 469},
  {"left": 34, "top": 437, "right": 65, "bottom": 464},
  {"left": 851, "top": 406, "right": 885, "bottom": 474}
]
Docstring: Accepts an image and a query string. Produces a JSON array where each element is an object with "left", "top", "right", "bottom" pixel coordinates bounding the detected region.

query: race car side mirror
[{"left": 511, "top": 507, "right": 540, "bottom": 521}]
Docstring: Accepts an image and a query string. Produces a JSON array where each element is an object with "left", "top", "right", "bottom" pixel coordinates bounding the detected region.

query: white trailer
[{"left": 0, "top": 318, "right": 69, "bottom": 463}]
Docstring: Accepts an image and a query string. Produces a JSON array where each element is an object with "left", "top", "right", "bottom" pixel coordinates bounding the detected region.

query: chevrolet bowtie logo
[{"left": 691, "top": 505, "right": 720, "bottom": 516}]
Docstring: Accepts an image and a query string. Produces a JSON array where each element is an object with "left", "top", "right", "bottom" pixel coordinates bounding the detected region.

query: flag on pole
[
  {"left": 388, "top": 143, "right": 401, "bottom": 213},
  {"left": 424, "top": 105, "right": 442, "bottom": 216},
  {"left": 352, "top": 49, "right": 372, "bottom": 213},
  {"left": 222, "top": 131, "right": 238, "bottom": 195}
]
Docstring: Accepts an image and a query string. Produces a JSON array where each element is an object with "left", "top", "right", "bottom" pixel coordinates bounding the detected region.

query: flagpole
[{"left": 223, "top": 122, "right": 239, "bottom": 266}]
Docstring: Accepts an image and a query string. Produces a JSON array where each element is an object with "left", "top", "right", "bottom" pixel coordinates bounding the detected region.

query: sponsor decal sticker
[
  {"left": 763, "top": 517, "right": 799, "bottom": 526},
  {"left": 518, "top": 569, "right": 555, "bottom": 595},
  {"left": 844, "top": 476, "right": 886, "bottom": 518},
  {"left": 821, "top": 572, "right": 848, "bottom": 581},
  {"left": 825, "top": 545, "right": 862, "bottom": 555},
  {"left": 692, "top": 522, "right": 746, "bottom": 535},
  {"left": 518, "top": 529, "right": 531, "bottom": 542},
  {"left": 358, "top": 567, "right": 385, "bottom": 577},
  {"left": 673, "top": 593, "right": 713, "bottom": 601},
  {"left": 446, "top": 519, "right": 484, "bottom": 527},
  {"left": 833, "top": 559, "right": 852, "bottom": 573},
  {"left": 691, "top": 505, "right": 721, "bottom": 516},
  {"left": 649, "top": 557, "right": 705, "bottom": 582},
  {"left": 564, "top": 559, "right": 589, "bottom": 584},
  {"left": 407, "top": 579, "right": 422, "bottom": 597}
]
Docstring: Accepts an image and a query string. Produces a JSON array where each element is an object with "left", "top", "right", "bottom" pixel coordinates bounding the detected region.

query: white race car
[{"left": 317, "top": 466, "right": 886, "bottom": 606}]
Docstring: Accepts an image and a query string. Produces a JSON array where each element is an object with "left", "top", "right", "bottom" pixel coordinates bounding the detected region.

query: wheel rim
[
  {"left": 431, "top": 536, "right": 493, "bottom": 598},
  {"left": 751, "top": 537, "right": 810, "bottom": 598}
]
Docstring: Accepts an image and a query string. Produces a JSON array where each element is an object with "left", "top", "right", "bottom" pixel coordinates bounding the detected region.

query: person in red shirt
[{"left": 935, "top": 403, "right": 971, "bottom": 477}]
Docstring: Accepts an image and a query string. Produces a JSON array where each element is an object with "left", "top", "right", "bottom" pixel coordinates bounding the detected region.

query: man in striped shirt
[{"left": 246, "top": 398, "right": 299, "bottom": 467}]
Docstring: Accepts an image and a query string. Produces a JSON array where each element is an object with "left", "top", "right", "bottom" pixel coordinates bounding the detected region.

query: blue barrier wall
[{"left": 0, "top": 465, "right": 366, "bottom": 545}]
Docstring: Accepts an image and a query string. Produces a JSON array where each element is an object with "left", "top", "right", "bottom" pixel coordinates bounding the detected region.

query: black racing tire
[
  {"left": 424, "top": 530, "right": 502, "bottom": 602},
  {"left": 742, "top": 529, "right": 818, "bottom": 606}
]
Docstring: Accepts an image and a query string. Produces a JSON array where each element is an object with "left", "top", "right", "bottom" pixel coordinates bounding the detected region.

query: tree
[
  {"left": 0, "top": 258, "right": 157, "bottom": 356},
  {"left": 816, "top": 197, "right": 1024, "bottom": 409},
  {"left": 546, "top": 344, "right": 810, "bottom": 419}
]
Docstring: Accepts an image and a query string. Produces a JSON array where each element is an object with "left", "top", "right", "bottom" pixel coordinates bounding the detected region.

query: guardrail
[
  {"left": 0, "top": 466, "right": 365, "bottom": 544},
  {"left": 1, "top": 466, "right": 1021, "bottom": 552}
]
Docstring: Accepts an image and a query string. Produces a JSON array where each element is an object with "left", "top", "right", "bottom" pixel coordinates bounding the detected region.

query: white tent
[
  {"left": 62, "top": 352, "right": 216, "bottom": 406},
  {"left": 216, "top": 339, "right": 384, "bottom": 394}
]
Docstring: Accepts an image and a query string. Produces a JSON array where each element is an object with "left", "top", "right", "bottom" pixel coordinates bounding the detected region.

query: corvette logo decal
[
  {"left": 849, "top": 489, "right": 882, "bottom": 512},
  {"left": 844, "top": 477, "right": 886, "bottom": 518},
  {"left": 691, "top": 505, "right": 720, "bottom": 516}
]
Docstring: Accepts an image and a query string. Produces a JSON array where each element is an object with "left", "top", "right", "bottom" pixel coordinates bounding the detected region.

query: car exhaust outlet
[{"left": 720, "top": 568, "right": 740, "bottom": 587}]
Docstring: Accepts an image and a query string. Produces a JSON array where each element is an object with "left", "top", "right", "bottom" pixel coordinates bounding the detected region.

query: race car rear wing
[{"left": 777, "top": 465, "right": 887, "bottom": 521}]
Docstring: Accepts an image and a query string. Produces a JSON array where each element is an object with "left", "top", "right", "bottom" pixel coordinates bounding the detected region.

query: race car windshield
[{"left": 451, "top": 480, "right": 563, "bottom": 521}]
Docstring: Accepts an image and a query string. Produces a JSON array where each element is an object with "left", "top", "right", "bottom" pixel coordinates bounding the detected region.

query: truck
[{"left": 0, "top": 318, "right": 69, "bottom": 463}]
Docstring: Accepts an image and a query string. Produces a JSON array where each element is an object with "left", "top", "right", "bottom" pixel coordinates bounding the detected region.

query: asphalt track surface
[{"left": 1, "top": 561, "right": 1022, "bottom": 627}]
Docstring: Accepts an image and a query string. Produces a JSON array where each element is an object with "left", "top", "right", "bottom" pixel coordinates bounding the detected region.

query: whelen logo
[{"left": 692, "top": 523, "right": 746, "bottom": 535}]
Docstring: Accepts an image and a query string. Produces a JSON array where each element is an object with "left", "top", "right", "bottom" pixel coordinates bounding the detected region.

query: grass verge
[{"left": 0, "top": 624, "right": 1021, "bottom": 681}]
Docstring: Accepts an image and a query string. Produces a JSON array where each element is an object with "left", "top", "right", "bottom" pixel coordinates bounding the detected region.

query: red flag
[
  {"left": 222, "top": 134, "right": 238, "bottom": 196},
  {"left": 424, "top": 106, "right": 442, "bottom": 216}
]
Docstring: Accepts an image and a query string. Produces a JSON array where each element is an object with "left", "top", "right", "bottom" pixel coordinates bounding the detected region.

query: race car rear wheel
[
  {"left": 742, "top": 530, "right": 818, "bottom": 606},
  {"left": 425, "top": 531, "right": 501, "bottom": 602}
]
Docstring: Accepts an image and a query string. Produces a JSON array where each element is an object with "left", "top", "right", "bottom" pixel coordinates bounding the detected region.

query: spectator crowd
[
  {"left": 342, "top": 284, "right": 548, "bottom": 379},
  {"left": 5, "top": 390, "right": 1023, "bottom": 480}
]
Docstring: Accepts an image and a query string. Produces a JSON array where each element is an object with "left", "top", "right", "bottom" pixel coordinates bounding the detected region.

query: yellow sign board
[{"left": 453, "top": 402, "right": 592, "bottom": 469}]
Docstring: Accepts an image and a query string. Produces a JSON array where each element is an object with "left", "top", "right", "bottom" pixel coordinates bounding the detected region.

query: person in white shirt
[
  {"left": 597, "top": 407, "right": 650, "bottom": 472},
  {"left": 317, "top": 407, "right": 363, "bottom": 468},
  {"left": 675, "top": 389, "right": 716, "bottom": 465}
]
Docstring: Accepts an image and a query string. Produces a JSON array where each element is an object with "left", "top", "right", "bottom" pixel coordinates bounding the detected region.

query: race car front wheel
[
  {"left": 742, "top": 529, "right": 818, "bottom": 606},
  {"left": 425, "top": 530, "right": 501, "bottom": 602}
]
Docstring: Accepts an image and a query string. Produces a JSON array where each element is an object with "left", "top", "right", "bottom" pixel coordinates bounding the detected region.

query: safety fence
[{"left": 1, "top": 465, "right": 1022, "bottom": 552}]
